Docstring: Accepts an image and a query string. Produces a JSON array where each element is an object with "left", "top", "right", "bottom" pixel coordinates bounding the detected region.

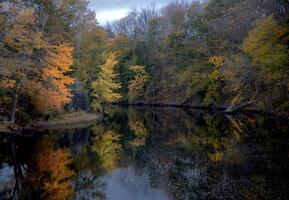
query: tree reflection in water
[
  {"left": 127, "top": 108, "right": 148, "bottom": 147},
  {"left": 71, "top": 124, "right": 122, "bottom": 200},
  {"left": 0, "top": 106, "right": 289, "bottom": 200},
  {"left": 0, "top": 136, "right": 74, "bottom": 200},
  {"left": 21, "top": 140, "right": 74, "bottom": 200}
]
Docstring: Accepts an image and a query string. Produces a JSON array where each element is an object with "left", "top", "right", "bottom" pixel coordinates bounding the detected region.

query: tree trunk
[
  {"left": 10, "top": 82, "right": 21, "bottom": 124},
  {"left": 11, "top": 140, "right": 20, "bottom": 199}
]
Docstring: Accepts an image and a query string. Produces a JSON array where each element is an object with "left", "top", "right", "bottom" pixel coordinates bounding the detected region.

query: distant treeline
[
  {"left": 0, "top": 0, "right": 289, "bottom": 123},
  {"left": 104, "top": 0, "right": 289, "bottom": 114}
]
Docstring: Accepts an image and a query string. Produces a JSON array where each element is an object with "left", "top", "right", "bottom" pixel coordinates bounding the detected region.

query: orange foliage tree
[
  {"left": 31, "top": 43, "right": 75, "bottom": 112},
  {"left": 0, "top": 5, "right": 74, "bottom": 120}
]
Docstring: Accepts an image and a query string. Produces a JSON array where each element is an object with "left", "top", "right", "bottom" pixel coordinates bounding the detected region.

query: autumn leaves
[{"left": 0, "top": 5, "right": 74, "bottom": 121}]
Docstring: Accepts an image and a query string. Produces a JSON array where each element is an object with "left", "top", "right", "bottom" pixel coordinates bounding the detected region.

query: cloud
[
  {"left": 89, "top": 0, "right": 173, "bottom": 11},
  {"left": 89, "top": 0, "right": 175, "bottom": 24},
  {"left": 95, "top": 8, "right": 130, "bottom": 24}
]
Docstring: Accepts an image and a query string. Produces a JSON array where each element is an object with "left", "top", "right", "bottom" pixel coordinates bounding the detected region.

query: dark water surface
[{"left": 0, "top": 106, "right": 289, "bottom": 200}]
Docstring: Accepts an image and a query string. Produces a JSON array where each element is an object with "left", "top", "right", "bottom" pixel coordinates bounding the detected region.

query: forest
[
  {"left": 1, "top": 1, "right": 289, "bottom": 199},
  {"left": 0, "top": 0, "right": 289, "bottom": 125}
]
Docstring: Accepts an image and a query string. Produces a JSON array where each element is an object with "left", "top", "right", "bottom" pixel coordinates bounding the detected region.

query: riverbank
[
  {"left": 0, "top": 123, "right": 9, "bottom": 133},
  {"left": 0, "top": 112, "right": 99, "bottom": 133},
  {"left": 110, "top": 102, "right": 289, "bottom": 118},
  {"left": 1, "top": 104, "right": 288, "bottom": 134},
  {"left": 29, "top": 111, "right": 99, "bottom": 130}
]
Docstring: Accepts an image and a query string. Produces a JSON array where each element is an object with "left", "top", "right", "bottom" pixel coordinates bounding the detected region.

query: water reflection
[
  {"left": 21, "top": 140, "right": 74, "bottom": 200},
  {"left": 0, "top": 136, "right": 74, "bottom": 199},
  {"left": 0, "top": 106, "right": 289, "bottom": 200}
]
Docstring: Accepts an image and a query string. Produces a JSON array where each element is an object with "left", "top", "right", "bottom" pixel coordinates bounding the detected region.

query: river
[{"left": 0, "top": 106, "right": 289, "bottom": 199}]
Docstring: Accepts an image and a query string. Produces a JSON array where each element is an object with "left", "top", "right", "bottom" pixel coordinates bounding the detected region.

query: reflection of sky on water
[
  {"left": 0, "top": 164, "right": 14, "bottom": 193},
  {"left": 0, "top": 165, "right": 13, "bottom": 183},
  {"left": 103, "top": 166, "right": 168, "bottom": 200}
]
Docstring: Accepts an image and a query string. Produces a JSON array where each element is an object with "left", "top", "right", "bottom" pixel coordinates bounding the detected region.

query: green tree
[{"left": 75, "top": 28, "right": 107, "bottom": 88}]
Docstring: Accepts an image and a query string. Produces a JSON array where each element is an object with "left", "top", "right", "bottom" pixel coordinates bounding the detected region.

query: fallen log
[{"left": 223, "top": 101, "right": 256, "bottom": 113}]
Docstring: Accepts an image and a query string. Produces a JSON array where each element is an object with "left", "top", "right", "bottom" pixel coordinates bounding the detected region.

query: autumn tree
[
  {"left": 0, "top": 3, "right": 75, "bottom": 121},
  {"left": 75, "top": 27, "right": 107, "bottom": 88},
  {"left": 1, "top": 0, "right": 289, "bottom": 120},
  {"left": 128, "top": 66, "right": 149, "bottom": 103},
  {"left": 91, "top": 53, "right": 122, "bottom": 110},
  {"left": 204, "top": 56, "right": 226, "bottom": 105},
  {"left": 0, "top": 7, "right": 40, "bottom": 123},
  {"left": 31, "top": 43, "right": 75, "bottom": 112},
  {"left": 243, "top": 15, "right": 289, "bottom": 112},
  {"left": 107, "top": 34, "right": 135, "bottom": 96}
]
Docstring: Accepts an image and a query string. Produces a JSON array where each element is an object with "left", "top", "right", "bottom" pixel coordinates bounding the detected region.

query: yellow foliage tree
[
  {"left": 243, "top": 16, "right": 289, "bottom": 71},
  {"left": 243, "top": 15, "right": 289, "bottom": 111},
  {"left": 128, "top": 66, "right": 149, "bottom": 103},
  {"left": 204, "top": 56, "right": 225, "bottom": 104},
  {"left": 91, "top": 53, "right": 122, "bottom": 108}
]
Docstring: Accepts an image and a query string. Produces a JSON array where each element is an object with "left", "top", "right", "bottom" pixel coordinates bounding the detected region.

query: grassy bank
[
  {"left": 0, "top": 123, "right": 9, "bottom": 133},
  {"left": 29, "top": 111, "right": 99, "bottom": 130}
]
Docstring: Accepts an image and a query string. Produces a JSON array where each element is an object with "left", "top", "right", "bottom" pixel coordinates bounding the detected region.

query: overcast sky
[{"left": 88, "top": 0, "right": 176, "bottom": 25}]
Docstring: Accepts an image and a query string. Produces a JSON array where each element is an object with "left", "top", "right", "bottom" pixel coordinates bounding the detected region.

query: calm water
[{"left": 0, "top": 106, "right": 289, "bottom": 200}]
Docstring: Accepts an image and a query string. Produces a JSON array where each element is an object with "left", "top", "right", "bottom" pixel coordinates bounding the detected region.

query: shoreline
[
  {"left": 1, "top": 104, "right": 288, "bottom": 134},
  {"left": 28, "top": 112, "right": 99, "bottom": 130},
  {"left": 1, "top": 112, "right": 99, "bottom": 134},
  {"left": 109, "top": 102, "right": 288, "bottom": 118}
]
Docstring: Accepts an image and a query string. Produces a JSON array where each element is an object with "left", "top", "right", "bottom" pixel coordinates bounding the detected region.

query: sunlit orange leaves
[
  {"left": 209, "top": 56, "right": 225, "bottom": 68},
  {"left": 32, "top": 43, "right": 75, "bottom": 112},
  {"left": 34, "top": 31, "right": 45, "bottom": 49}
]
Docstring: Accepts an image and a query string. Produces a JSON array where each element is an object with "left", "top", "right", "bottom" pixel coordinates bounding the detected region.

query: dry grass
[
  {"left": 51, "top": 111, "right": 98, "bottom": 121},
  {"left": 0, "top": 123, "right": 9, "bottom": 133},
  {"left": 31, "top": 111, "right": 99, "bottom": 130}
]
